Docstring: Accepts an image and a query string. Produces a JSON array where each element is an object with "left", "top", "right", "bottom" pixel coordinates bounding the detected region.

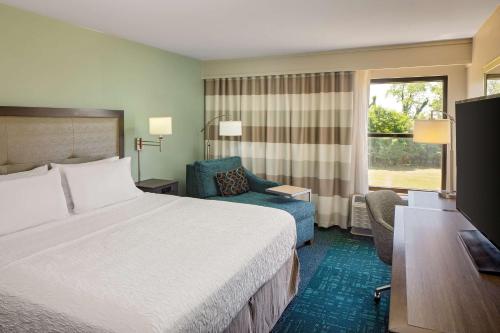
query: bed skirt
[{"left": 223, "top": 250, "right": 299, "bottom": 333}]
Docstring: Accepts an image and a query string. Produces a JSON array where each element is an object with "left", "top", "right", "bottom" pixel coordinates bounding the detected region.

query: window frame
[
  {"left": 368, "top": 75, "right": 448, "bottom": 193},
  {"left": 485, "top": 73, "right": 500, "bottom": 96}
]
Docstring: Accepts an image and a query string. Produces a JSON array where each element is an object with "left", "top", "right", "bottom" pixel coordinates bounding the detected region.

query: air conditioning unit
[{"left": 350, "top": 194, "right": 372, "bottom": 237}]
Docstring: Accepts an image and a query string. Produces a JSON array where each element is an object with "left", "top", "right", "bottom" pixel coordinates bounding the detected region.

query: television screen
[{"left": 456, "top": 95, "right": 500, "bottom": 248}]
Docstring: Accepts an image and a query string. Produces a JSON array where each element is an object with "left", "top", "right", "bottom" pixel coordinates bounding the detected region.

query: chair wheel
[{"left": 374, "top": 291, "right": 381, "bottom": 303}]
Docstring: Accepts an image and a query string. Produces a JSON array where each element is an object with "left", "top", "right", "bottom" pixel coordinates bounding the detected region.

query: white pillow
[
  {"left": 0, "top": 165, "right": 48, "bottom": 181},
  {"left": 64, "top": 157, "right": 142, "bottom": 214},
  {"left": 51, "top": 156, "right": 119, "bottom": 210},
  {"left": 0, "top": 168, "right": 69, "bottom": 235}
]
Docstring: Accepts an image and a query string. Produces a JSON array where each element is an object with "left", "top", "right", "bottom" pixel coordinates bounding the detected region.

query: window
[
  {"left": 368, "top": 77, "right": 447, "bottom": 192},
  {"left": 485, "top": 74, "right": 500, "bottom": 96}
]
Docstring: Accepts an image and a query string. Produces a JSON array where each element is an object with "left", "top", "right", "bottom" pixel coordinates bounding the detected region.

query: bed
[{"left": 0, "top": 107, "right": 299, "bottom": 332}]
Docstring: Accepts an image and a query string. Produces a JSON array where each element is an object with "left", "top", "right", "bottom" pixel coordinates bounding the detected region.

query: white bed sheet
[{"left": 0, "top": 193, "right": 296, "bottom": 332}]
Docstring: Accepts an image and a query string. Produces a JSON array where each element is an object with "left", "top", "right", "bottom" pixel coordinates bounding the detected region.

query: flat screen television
[{"left": 456, "top": 94, "right": 500, "bottom": 274}]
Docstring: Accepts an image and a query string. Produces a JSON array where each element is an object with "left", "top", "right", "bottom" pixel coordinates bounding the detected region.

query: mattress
[{"left": 0, "top": 193, "right": 296, "bottom": 332}]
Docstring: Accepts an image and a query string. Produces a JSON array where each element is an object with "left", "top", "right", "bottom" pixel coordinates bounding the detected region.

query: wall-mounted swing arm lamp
[
  {"left": 413, "top": 111, "right": 456, "bottom": 198},
  {"left": 135, "top": 117, "right": 172, "bottom": 183},
  {"left": 200, "top": 115, "right": 242, "bottom": 159}
]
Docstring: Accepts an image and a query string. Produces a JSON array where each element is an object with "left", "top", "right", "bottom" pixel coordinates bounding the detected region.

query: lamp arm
[
  {"left": 429, "top": 111, "right": 456, "bottom": 192},
  {"left": 135, "top": 137, "right": 164, "bottom": 152},
  {"left": 449, "top": 118, "right": 455, "bottom": 193},
  {"left": 200, "top": 114, "right": 229, "bottom": 133},
  {"left": 135, "top": 136, "right": 165, "bottom": 183},
  {"left": 141, "top": 140, "right": 162, "bottom": 145}
]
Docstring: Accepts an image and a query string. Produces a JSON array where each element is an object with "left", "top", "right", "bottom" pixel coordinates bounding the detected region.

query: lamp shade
[
  {"left": 413, "top": 119, "right": 450, "bottom": 144},
  {"left": 149, "top": 117, "right": 172, "bottom": 136},
  {"left": 219, "top": 121, "right": 242, "bottom": 136}
]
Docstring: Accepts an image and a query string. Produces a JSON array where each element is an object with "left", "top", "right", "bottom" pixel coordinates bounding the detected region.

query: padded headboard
[{"left": 0, "top": 106, "right": 124, "bottom": 175}]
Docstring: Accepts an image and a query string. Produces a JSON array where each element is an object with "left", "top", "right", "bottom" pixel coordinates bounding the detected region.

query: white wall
[{"left": 468, "top": 6, "right": 500, "bottom": 97}]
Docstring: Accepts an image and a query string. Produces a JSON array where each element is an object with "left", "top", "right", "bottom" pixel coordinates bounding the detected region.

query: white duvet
[{"left": 0, "top": 193, "right": 296, "bottom": 332}]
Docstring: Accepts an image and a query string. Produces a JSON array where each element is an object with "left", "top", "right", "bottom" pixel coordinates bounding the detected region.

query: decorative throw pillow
[
  {"left": 194, "top": 157, "right": 242, "bottom": 198},
  {"left": 215, "top": 167, "right": 250, "bottom": 196}
]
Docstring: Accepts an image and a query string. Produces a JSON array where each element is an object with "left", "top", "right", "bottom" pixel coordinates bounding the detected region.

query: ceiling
[{"left": 1, "top": 0, "right": 499, "bottom": 60}]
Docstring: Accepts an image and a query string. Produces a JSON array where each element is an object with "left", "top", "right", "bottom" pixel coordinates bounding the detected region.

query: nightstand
[{"left": 136, "top": 179, "right": 178, "bottom": 195}]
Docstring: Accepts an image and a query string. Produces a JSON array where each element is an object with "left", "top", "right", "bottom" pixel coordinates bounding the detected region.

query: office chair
[{"left": 365, "top": 190, "right": 407, "bottom": 302}]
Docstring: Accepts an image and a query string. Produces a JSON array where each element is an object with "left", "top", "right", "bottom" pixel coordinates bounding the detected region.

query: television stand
[{"left": 458, "top": 230, "right": 500, "bottom": 275}]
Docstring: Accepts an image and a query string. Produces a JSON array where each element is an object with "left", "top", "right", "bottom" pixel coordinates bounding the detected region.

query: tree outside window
[
  {"left": 486, "top": 74, "right": 500, "bottom": 96},
  {"left": 368, "top": 77, "right": 446, "bottom": 191}
]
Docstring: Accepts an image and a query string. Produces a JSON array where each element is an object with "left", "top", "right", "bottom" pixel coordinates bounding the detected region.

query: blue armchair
[{"left": 186, "top": 157, "right": 315, "bottom": 247}]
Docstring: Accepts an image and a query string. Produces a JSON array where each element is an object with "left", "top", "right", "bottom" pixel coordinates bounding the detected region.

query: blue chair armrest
[{"left": 245, "top": 168, "right": 281, "bottom": 193}]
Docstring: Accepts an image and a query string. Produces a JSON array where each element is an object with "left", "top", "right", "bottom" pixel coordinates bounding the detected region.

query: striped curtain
[{"left": 204, "top": 72, "right": 354, "bottom": 228}]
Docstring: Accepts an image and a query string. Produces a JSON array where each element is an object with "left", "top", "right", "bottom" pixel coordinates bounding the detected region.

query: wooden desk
[{"left": 389, "top": 193, "right": 500, "bottom": 332}]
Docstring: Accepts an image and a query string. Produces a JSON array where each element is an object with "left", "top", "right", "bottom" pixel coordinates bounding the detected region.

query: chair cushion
[
  {"left": 208, "top": 191, "right": 315, "bottom": 222},
  {"left": 215, "top": 167, "right": 250, "bottom": 196},
  {"left": 194, "top": 157, "right": 242, "bottom": 198}
]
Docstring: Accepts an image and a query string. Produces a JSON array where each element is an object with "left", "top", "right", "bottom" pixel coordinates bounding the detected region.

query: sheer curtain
[
  {"left": 205, "top": 71, "right": 368, "bottom": 228},
  {"left": 349, "top": 70, "right": 370, "bottom": 196}
]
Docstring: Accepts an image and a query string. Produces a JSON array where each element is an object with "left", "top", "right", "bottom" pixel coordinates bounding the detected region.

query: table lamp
[
  {"left": 413, "top": 112, "right": 455, "bottom": 198},
  {"left": 135, "top": 117, "right": 172, "bottom": 183}
]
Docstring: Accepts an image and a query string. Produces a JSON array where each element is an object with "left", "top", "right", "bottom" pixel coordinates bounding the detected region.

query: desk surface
[
  {"left": 389, "top": 192, "right": 500, "bottom": 333},
  {"left": 407, "top": 190, "right": 456, "bottom": 211},
  {"left": 266, "top": 185, "right": 311, "bottom": 196}
]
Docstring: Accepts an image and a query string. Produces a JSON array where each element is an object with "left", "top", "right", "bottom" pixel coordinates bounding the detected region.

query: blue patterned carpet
[{"left": 273, "top": 227, "right": 391, "bottom": 333}]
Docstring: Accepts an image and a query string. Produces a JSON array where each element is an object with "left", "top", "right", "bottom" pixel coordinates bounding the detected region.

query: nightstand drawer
[
  {"left": 158, "top": 183, "right": 177, "bottom": 195},
  {"left": 136, "top": 179, "right": 178, "bottom": 195}
]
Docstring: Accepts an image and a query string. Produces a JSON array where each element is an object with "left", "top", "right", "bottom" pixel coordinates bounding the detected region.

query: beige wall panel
[
  {"left": 203, "top": 39, "right": 472, "bottom": 78},
  {"left": 0, "top": 116, "right": 121, "bottom": 174},
  {"left": 468, "top": 6, "right": 500, "bottom": 97},
  {"left": 6, "top": 117, "right": 73, "bottom": 164},
  {"left": 73, "top": 118, "right": 119, "bottom": 158}
]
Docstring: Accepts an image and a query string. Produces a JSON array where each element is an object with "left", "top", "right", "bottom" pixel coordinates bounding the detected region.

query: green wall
[{"left": 0, "top": 4, "right": 204, "bottom": 193}]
